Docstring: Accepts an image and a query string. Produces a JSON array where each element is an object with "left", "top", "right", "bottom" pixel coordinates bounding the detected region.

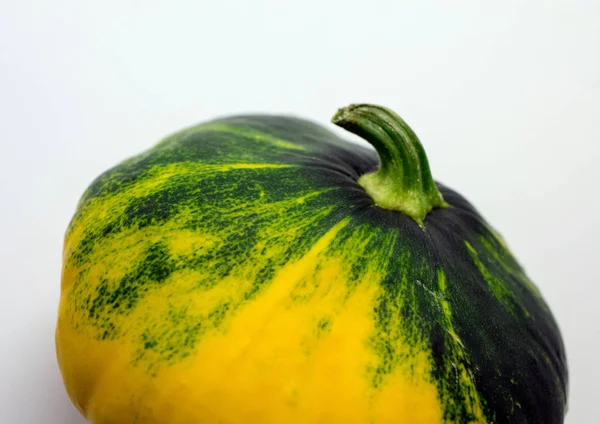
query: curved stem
[{"left": 332, "top": 104, "right": 447, "bottom": 226}]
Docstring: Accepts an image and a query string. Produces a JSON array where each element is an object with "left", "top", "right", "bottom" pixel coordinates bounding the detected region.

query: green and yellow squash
[{"left": 56, "top": 104, "right": 568, "bottom": 423}]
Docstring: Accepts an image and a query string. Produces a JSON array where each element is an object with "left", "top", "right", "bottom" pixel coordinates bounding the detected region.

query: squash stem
[{"left": 332, "top": 104, "right": 447, "bottom": 226}]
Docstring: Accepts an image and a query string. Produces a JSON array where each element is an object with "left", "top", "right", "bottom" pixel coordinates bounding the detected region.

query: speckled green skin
[{"left": 62, "top": 114, "right": 567, "bottom": 423}]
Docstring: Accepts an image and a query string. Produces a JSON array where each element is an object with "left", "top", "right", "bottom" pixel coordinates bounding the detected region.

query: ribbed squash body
[{"left": 56, "top": 115, "right": 567, "bottom": 423}]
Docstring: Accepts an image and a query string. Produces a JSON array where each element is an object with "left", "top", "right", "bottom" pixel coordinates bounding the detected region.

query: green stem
[{"left": 332, "top": 104, "right": 447, "bottom": 226}]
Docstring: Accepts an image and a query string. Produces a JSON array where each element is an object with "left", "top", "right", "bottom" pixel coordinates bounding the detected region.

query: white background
[{"left": 1, "top": 1, "right": 598, "bottom": 423}]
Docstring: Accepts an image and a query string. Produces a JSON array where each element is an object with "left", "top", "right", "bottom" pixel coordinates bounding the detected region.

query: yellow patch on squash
[{"left": 57, "top": 218, "right": 447, "bottom": 423}]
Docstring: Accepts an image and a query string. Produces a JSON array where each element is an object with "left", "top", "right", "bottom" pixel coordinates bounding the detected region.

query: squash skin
[{"left": 56, "top": 114, "right": 568, "bottom": 423}]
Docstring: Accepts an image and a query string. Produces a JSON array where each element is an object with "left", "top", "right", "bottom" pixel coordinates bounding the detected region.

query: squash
[{"left": 56, "top": 104, "right": 567, "bottom": 423}]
